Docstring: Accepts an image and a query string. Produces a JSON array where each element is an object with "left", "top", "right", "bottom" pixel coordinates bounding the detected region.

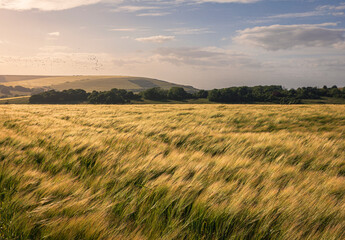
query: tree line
[
  {"left": 207, "top": 85, "right": 345, "bottom": 104},
  {"left": 29, "top": 85, "right": 345, "bottom": 104},
  {"left": 29, "top": 87, "right": 194, "bottom": 104}
]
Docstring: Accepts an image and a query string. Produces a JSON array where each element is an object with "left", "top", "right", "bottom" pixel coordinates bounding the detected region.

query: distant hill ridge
[{"left": 0, "top": 75, "right": 197, "bottom": 95}]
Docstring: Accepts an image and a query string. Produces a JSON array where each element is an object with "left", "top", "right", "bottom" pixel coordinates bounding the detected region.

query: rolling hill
[{"left": 0, "top": 75, "right": 197, "bottom": 95}]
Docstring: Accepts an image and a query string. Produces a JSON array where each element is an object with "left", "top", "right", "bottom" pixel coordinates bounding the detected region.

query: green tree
[
  {"left": 142, "top": 88, "right": 168, "bottom": 100},
  {"left": 168, "top": 87, "right": 188, "bottom": 100}
]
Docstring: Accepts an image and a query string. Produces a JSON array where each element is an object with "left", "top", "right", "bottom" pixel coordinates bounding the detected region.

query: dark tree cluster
[
  {"left": 29, "top": 89, "right": 88, "bottom": 104},
  {"left": 30, "top": 88, "right": 140, "bottom": 104},
  {"left": 193, "top": 90, "right": 208, "bottom": 99},
  {"left": 141, "top": 87, "right": 193, "bottom": 101},
  {"left": 207, "top": 85, "right": 345, "bottom": 104},
  {"left": 141, "top": 87, "right": 169, "bottom": 101},
  {"left": 88, "top": 88, "right": 141, "bottom": 104},
  {"left": 29, "top": 85, "right": 345, "bottom": 104}
]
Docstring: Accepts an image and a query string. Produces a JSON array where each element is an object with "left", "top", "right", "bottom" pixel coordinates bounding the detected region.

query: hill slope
[{"left": 0, "top": 75, "right": 197, "bottom": 93}]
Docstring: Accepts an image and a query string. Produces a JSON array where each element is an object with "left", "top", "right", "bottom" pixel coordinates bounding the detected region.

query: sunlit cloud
[
  {"left": 0, "top": 0, "right": 105, "bottom": 11},
  {"left": 198, "top": 0, "right": 260, "bottom": 2},
  {"left": 111, "top": 5, "right": 161, "bottom": 13},
  {"left": 317, "top": 3, "right": 345, "bottom": 11},
  {"left": 0, "top": 0, "right": 344, "bottom": 88},
  {"left": 137, "top": 12, "right": 171, "bottom": 17},
  {"left": 166, "top": 28, "right": 213, "bottom": 35},
  {"left": 154, "top": 47, "right": 260, "bottom": 68},
  {"left": 48, "top": 32, "right": 60, "bottom": 36},
  {"left": 109, "top": 28, "right": 137, "bottom": 32},
  {"left": 266, "top": 3, "right": 345, "bottom": 19},
  {"left": 136, "top": 35, "right": 175, "bottom": 43},
  {"left": 267, "top": 11, "right": 321, "bottom": 19},
  {"left": 0, "top": 0, "right": 262, "bottom": 12},
  {"left": 234, "top": 23, "right": 345, "bottom": 51}
]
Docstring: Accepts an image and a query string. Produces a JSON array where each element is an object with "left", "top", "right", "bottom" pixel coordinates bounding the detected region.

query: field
[
  {"left": 0, "top": 96, "right": 30, "bottom": 104},
  {"left": 0, "top": 105, "right": 344, "bottom": 239}
]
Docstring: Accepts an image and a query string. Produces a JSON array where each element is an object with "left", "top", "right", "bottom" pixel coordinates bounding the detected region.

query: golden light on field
[{"left": 0, "top": 104, "right": 344, "bottom": 239}]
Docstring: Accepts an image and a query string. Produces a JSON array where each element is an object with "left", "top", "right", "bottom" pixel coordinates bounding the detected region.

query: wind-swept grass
[{"left": 0, "top": 104, "right": 344, "bottom": 239}]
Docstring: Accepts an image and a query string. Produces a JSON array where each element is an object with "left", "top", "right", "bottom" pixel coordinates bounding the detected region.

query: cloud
[
  {"left": 305, "top": 57, "right": 345, "bottom": 70},
  {"left": 317, "top": 4, "right": 345, "bottom": 11},
  {"left": 234, "top": 23, "right": 345, "bottom": 51},
  {"left": 154, "top": 47, "right": 260, "bottom": 68},
  {"left": 111, "top": 5, "right": 161, "bottom": 13},
  {"left": 0, "top": 0, "right": 261, "bottom": 11},
  {"left": 266, "top": 3, "right": 345, "bottom": 20},
  {"left": 136, "top": 35, "right": 175, "bottom": 43},
  {"left": 109, "top": 28, "right": 137, "bottom": 32},
  {"left": 197, "top": 0, "right": 260, "bottom": 3},
  {"left": 137, "top": 12, "right": 170, "bottom": 17},
  {"left": 267, "top": 11, "right": 321, "bottom": 19},
  {"left": 48, "top": 32, "right": 60, "bottom": 36},
  {"left": 0, "top": 0, "right": 107, "bottom": 11},
  {"left": 166, "top": 28, "right": 213, "bottom": 35},
  {"left": 110, "top": 4, "right": 171, "bottom": 17}
]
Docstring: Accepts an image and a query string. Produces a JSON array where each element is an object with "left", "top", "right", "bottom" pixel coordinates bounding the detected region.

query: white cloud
[
  {"left": 111, "top": 5, "right": 160, "bottom": 13},
  {"left": 0, "top": 0, "right": 261, "bottom": 11},
  {"left": 317, "top": 4, "right": 345, "bottom": 11},
  {"left": 110, "top": 4, "right": 171, "bottom": 17},
  {"left": 267, "top": 11, "right": 321, "bottom": 19},
  {"left": 137, "top": 12, "right": 170, "bottom": 17},
  {"left": 305, "top": 57, "right": 345, "bottom": 70},
  {"left": 109, "top": 28, "right": 137, "bottom": 32},
  {"left": 266, "top": 3, "right": 345, "bottom": 20},
  {"left": 197, "top": 0, "right": 259, "bottom": 3},
  {"left": 166, "top": 28, "right": 213, "bottom": 35},
  {"left": 136, "top": 35, "right": 175, "bottom": 43},
  {"left": 0, "top": 0, "right": 107, "bottom": 11},
  {"left": 234, "top": 23, "right": 345, "bottom": 51},
  {"left": 48, "top": 32, "right": 60, "bottom": 36},
  {"left": 154, "top": 47, "right": 260, "bottom": 68}
]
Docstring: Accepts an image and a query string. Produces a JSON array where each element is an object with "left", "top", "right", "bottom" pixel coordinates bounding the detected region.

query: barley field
[{"left": 0, "top": 105, "right": 344, "bottom": 240}]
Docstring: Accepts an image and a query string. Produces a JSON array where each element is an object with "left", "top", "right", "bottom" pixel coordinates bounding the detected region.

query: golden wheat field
[{"left": 0, "top": 104, "right": 344, "bottom": 240}]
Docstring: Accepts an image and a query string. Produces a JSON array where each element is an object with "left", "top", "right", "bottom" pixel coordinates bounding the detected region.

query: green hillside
[{"left": 0, "top": 75, "right": 197, "bottom": 93}]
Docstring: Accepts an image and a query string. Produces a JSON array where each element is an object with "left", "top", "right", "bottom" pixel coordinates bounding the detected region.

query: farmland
[{"left": 0, "top": 105, "right": 344, "bottom": 239}]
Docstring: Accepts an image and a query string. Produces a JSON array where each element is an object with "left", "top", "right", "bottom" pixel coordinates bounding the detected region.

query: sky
[{"left": 0, "top": 0, "right": 345, "bottom": 89}]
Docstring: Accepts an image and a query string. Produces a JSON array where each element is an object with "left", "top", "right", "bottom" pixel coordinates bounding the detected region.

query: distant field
[
  {"left": 0, "top": 105, "right": 344, "bottom": 239},
  {"left": 0, "top": 75, "right": 197, "bottom": 93},
  {"left": 302, "top": 97, "right": 345, "bottom": 104},
  {"left": 0, "top": 96, "right": 30, "bottom": 104},
  {"left": 0, "top": 75, "right": 50, "bottom": 83}
]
